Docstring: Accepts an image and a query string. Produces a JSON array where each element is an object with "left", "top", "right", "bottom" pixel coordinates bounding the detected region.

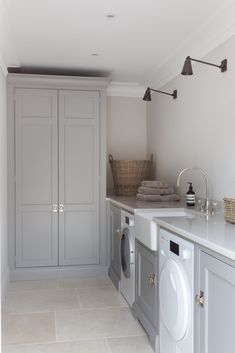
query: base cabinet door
[
  {"left": 199, "top": 251, "right": 235, "bottom": 353},
  {"left": 58, "top": 90, "right": 100, "bottom": 266},
  {"left": 110, "top": 204, "right": 121, "bottom": 280},
  {"left": 15, "top": 89, "right": 59, "bottom": 267},
  {"left": 135, "top": 241, "right": 158, "bottom": 328}
]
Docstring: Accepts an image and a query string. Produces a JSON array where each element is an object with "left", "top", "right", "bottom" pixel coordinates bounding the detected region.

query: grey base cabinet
[
  {"left": 198, "top": 251, "right": 235, "bottom": 353},
  {"left": 109, "top": 204, "right": 121, "bottom": 290},
  {"left": 133, "top": 240, "right": 158, "bottom": 351}
]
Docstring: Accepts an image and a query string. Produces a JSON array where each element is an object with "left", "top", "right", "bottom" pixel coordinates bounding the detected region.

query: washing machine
[
  {"left": 120, "top": 210, "right": 135, "bottom": 307},
  {"left": 159, "top": 229, "right": 194, "bottom": 353}
]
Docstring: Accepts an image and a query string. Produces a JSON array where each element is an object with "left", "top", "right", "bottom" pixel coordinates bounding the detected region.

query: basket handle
[{"left": 109, "top": 154, "right": 114, "bottom": 163}]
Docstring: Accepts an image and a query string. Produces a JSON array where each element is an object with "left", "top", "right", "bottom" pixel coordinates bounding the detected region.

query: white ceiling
[{"left": 2, "top": 0, "right": 235, "bottom": 85}]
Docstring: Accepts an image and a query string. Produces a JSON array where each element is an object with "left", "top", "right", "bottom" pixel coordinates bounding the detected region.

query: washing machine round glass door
[
  {"left": 121, "top": 228, "right": 131, "bottom": 278},
  {"left": 160, "top": 258, "right": 190, "bottom": 341}
]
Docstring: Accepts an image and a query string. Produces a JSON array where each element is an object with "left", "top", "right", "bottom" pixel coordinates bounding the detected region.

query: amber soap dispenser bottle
[{"left": 186, "top": 182, "right": 196, "bottom": 207}]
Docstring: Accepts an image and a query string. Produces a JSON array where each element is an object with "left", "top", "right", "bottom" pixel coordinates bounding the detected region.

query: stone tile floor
[{"left": 2, "top": 277, "right": 154, "bottom": 353}]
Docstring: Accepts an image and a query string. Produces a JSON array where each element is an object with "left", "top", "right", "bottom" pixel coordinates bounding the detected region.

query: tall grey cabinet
[
  {"left": 8, "top": 74, "right": 109, "bottom": 279},
  {"left": 198, "top": 251, "right": 235, "bottom": 353}
]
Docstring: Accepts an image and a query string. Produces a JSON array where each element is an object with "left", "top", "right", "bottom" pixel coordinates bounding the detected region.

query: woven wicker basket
[
  {"left": 224, "top": 198, "right": 235, "bottom": 224},
  {"left": 109, "top": 154, "right": 153, "bottom": 196}
]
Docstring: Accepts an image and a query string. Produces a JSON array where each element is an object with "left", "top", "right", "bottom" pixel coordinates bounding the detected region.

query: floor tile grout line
[
  {"left": 105, "top": 337, "right": 113, "bottom": 353},
  {"left": 3, "top": 334, "right": 148, "bottom": 348},
  {"left": 5, "top": 287, "right": 79, "bottom": 294},
  {"left": 76, "top": 288, "right": 83, "bottom": 309},
  {"left": 4, "top": 305, "right": 130, "bottom": 314},
  {"left": 3, "top": 310, "right": 57, "bottom": 316},
  {"left": 2, "top": 335, "right": 147, "bottom": 353},
  {"left": 54, "top": 311, "right": 58, "bottom": 342},
  {"left": 4, "top": 304, "right": 129, "bottom": 316},
  {"left": 54, "top": 305, "right": 130, "bottom": 313}
]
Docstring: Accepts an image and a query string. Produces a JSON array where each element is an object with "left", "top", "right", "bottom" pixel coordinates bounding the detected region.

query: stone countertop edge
[
  {"left": 106, "top": 195, "right": 185, "bottom": 213},
  {"left": 154, "top": 212, "right": 235, "bottom": 261}
]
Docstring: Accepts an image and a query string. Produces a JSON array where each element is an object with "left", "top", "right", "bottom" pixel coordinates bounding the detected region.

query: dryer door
[
  {"left": 160, "top": 258, "right": 190, "bottom": 341},
  {"left": 121, "top": 228, "right": 131, "bottom": 278}
]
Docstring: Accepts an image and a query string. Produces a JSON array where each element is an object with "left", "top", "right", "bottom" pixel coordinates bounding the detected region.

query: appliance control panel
[
  {"left": 121, "top": 210, "right": 135, "bottom": 227},
  {"left": 160, "top": 229, "right": 194, "bottom": 263}
]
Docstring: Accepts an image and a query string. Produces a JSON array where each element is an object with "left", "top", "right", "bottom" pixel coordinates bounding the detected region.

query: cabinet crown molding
[{"left": 7, "top": 73, "right": 111, "bottom": 89}]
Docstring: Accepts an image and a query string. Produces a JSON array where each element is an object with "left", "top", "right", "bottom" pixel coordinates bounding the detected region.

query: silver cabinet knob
[
  {"left": 195, "top": 291, "right": 204, "bottom": 307},
  {"left": 59, "top": 204, "right": 64, "bottom": 213},
  {"left": 52, "top": 204, "right": 58, "bottom": 213},
  {"left": 148, "top": 273, "right": 156, "bottom": 285}
]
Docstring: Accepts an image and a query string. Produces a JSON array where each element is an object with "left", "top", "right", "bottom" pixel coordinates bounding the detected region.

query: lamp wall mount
[
  {"left": 182, "top": 56, "right": 227, "bottom": 75},
  {"left": 143, "top": 87, "right": 177, "bottom": 101}
]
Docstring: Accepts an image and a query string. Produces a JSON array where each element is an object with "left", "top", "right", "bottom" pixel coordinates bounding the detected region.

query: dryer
[
  {"left": 120, "top": 210, "right": 135, "bottom": 307},
  {"left": 159, "top": 229, "right": 194, "bottom": 353}
]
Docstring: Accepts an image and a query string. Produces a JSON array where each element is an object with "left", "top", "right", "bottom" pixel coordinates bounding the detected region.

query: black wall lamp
[
  {"left": 143, "top": 87, "right": 177, "bottom": 101},
  {"left": 181, "top": 56, "right": 227, "bottom": 75}
]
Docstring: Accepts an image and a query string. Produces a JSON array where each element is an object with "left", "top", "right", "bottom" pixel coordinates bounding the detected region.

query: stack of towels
[{"left": 136, "top": 180, "right": 180, "bottom": 202}]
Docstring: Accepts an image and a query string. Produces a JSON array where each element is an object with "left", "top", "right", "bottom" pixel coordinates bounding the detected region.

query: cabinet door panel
[
  {"left": 136, "top": 241, "right": 158, "bottom": 327},
  {"left": 60, "top": 210, "right": 98, "bottom": 264},
  {"left": 21, "top": 124, "right": 53, "bottom": 204},
  {"left": 15, "top": 89, "right": 58, "bottom": 267},
  {"left": 64, "top": 125, "right": 94, "bottom": 204},
  {"left": 20, "top": 211, "right": 57, "bottom": 264},
  {"left": 63, "top": 92, "right": 98, "bottom": 119},
  {"left": 200, "top": 252, "right": 235, "bottom": 353},
  {"left": 59, "top": 90, "right": 100, "bottom": 266},
  {"left": 110, "top": 205, "right": 121, "bottom": 277}
]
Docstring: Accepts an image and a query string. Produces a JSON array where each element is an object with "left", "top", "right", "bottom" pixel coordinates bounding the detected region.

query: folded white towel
[
  {"left": 138, "top": 186, "right": 174, "bottom": 195},
  {"left": 141, "top": 180, "right": 169, "bottom": 188},
  {"left": 136, "top": 193, "right": 180, "bottom": 202}
]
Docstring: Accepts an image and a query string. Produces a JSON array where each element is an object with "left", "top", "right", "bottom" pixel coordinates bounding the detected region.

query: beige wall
[
  {"left": 147, "top": 35, "right": 235, "bottom": 201},
  {"left": 0, "top": 66, "right": 8, "bottom": 300},
  {"left": 107, "top": 96, "right": 147, "bottom": 191}
]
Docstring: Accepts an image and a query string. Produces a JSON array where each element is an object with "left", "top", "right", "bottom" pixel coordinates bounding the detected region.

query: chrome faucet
[{"left": 176, "top": 167, "right": 211, "bottom": 214}]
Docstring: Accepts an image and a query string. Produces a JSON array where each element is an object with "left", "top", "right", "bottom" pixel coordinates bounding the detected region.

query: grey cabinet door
[
  {"left": 136, "top": 241, "right": 158, "bottom": 328},
  {"left": 199, "top": 252, "right": 235, "bottom": 353},
  {"left": 58, "top": 90, "right": 100, "bottom": 265},
  {"left": 110, "top": 204, "right": 121, "bottom": 277},
  {"left": 15, "top": 88, "right": 58, "bottom": 267}
]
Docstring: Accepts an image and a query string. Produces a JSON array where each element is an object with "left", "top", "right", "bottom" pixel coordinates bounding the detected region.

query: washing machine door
[
  {"left": 121, "top": 228, "right": 132, "bottom": 278},
  {"left": 160, "top": 258, "right": 190, "bottom": 341}
]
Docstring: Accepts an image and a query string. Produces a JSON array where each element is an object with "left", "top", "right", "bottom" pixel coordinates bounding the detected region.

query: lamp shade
[
  {"left": 181, "top": 56, "right": 193, "bottom": 75},
  {"left": 143, "top": 87, "right": 151, "bottom": 101}
]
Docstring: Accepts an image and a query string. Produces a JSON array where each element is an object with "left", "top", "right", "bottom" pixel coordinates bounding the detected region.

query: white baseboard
[
  {"left": 10, "top": 265, "right": 109, "bottom": 281},
  {"left": 1, "top": 266, "right": 9, "bottom": 301}
]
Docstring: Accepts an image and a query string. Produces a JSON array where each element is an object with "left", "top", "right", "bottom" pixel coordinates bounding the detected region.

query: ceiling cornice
[
  {"left": 142, "top": 1, "right": 235, "bottom": 89},
  {"left": 0, "top": 54, "right": 7, "bottom": 76},
  {"left": 0, "top": 0, "right": 20, "bottom": 76},
  {"left": 107, "top": 81, "right": 145, "bottom": 98}
]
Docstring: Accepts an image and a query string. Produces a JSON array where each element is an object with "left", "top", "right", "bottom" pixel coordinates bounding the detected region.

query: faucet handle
[
  {"left": 210, "top": 201, "right": 217, "bottom": 215},
  {"left": 197, "top": 199, "right": 205, "bottom": 212}
]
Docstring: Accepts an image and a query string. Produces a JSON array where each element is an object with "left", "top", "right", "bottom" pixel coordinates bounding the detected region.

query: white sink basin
[{"left": 134, "top": 208, "right": 195, "bottom": 251}]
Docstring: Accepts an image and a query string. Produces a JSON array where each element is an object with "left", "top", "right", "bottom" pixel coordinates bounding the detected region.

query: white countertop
[
  {"left": 154, "top": 211, "right": 235, "bottom": 261},
  {"left": 107, "top": 195, "right": 184, "bottom": 213},
  {"left": 107, "top": 195, "right": 235, "bottom": 261}
]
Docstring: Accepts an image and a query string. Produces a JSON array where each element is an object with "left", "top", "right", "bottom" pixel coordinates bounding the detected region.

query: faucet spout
[{"left": 176, "top": 167, "right": 209, "bottom": 214}]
